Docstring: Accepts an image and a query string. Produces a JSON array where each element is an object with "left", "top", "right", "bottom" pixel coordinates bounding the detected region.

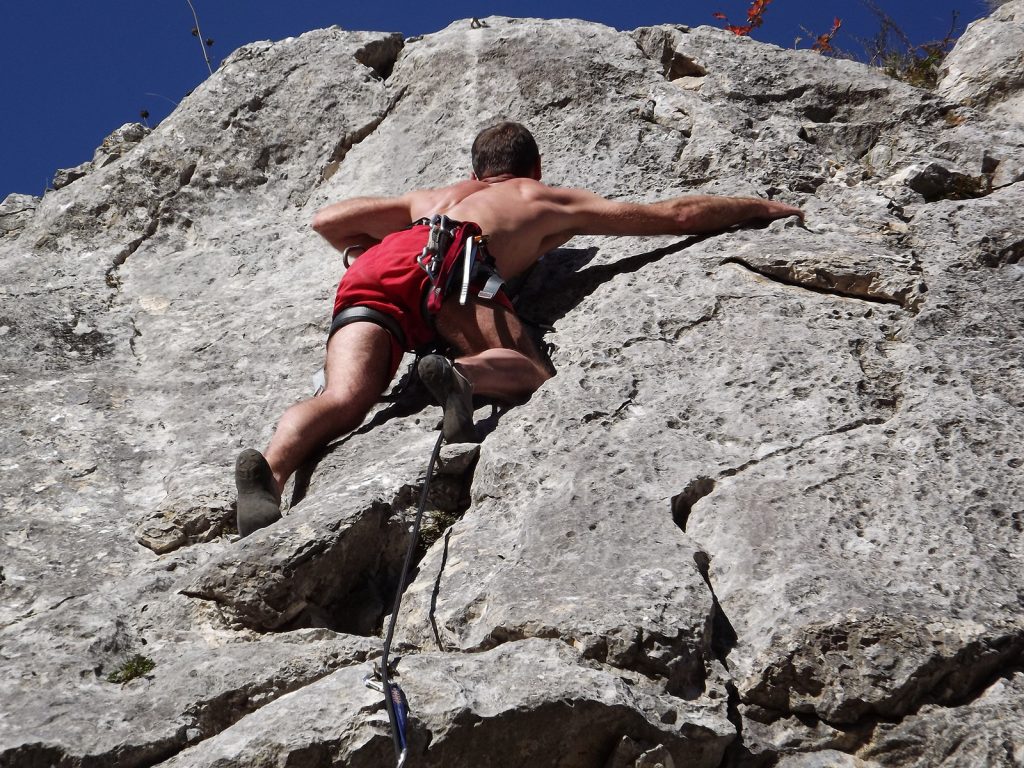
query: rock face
[
  {"left": 938, "top": 0, "right": 1024, "bottom": 118},
  {"left": 1, "top": 7, "right": 1022, "bottom": 767}
]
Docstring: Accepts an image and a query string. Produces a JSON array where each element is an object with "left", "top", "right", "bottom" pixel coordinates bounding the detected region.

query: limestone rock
[
  {"left": 157, "top": 639, "right": 733, "bottom": 768},
  {"left": 776, "top": 752, "right": 880, "bottom": 768},
  {"left": 859, "top": 672, "right": 1024, "bottom": 767},
  {"left": 50, "top": 122, "right": 152, "bottom": 192},
  {"left": 93, "top": 121, "right": 151, "bottom": 168},
  {"left": 0, "top": 192, "right": 37, "bottom": 236},
  {"left": 1, "top": 626, "right": 375, "bottom": 766},
  {"left": 52, "top": 160, "right": 93, "bottom": 190},
  {"left": 938, "top": 0, "right": 1024, "bottom": 117},
  {"left": 2, "top": 7, "right": 1023, "bottom": 767}
]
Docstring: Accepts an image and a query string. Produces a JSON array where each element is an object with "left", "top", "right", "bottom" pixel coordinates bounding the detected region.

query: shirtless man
[{"left": 235, "top": 121, "right": 802, "bottom": 536}]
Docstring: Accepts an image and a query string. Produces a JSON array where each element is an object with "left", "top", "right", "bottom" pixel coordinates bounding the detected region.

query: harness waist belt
[{"left": 330, "top": 306, "right": 408, "bottom": 349}]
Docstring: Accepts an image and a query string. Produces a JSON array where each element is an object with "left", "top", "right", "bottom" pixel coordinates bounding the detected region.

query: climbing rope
[{"left": 365, "top": 429, "right": 445, "bottom": 766}]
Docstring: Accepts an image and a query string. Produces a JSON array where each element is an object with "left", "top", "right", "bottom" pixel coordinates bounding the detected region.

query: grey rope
[{"left": 378, "top": 429, "right": 445, "bottom": 764}]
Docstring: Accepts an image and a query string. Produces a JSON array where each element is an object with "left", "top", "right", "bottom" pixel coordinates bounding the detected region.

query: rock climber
[{"left": 235, "top": 121, "right": 802, "bottom": 536}]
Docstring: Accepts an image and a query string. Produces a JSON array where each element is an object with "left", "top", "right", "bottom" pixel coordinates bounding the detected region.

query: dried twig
[{"left": 184, "top": 0, "right": 214, "bottom": 75}]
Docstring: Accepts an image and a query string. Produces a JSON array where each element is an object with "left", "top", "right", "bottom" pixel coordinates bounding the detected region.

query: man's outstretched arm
[{"left": 549, "top": 188, "right": 802, "bottom": 238}]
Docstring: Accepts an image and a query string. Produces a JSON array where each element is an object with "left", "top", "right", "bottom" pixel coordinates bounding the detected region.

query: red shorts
[
  {"left": 332, "top": 224, "right": 513, "bottom": 375},
  {"left": 333, "top": 225, "right": 439, "bottom": 353}
]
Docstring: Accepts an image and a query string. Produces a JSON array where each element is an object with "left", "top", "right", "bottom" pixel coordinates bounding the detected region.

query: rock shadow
[{"left": 513, "top": 235, "right": 713, "bottom": 331}]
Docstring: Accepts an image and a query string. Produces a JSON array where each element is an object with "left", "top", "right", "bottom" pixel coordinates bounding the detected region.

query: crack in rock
[
  {"left": 353, "top": 33, "right": 404, "bottom": 80},
  {"left": 104, "top": 162, "right": 197, "bottom": 295},
  {"left": 672, "top": 477, "right": 716, "bottom": 532},
  {"left": 691, "top": 551, "right": 738, "bottom": 668},
  {"left": 743, "top": 618, "right": 1024, "bottom": 725},
  {"left": 581, "top": 376, "right": 638, "bottom": 425},
  {"left": 718, "top": 417, "right": 888, "bottom": 480},
  {"left": 622, "top": 298, "right": 724, "bottom": 349},
  {"left": 181, "top": 444, "right": 478, "bottom": 634},
  {"left": 722, "top": 257, "right": 922, "bottom": 311},
  {"left": 0, "top": 640, "right": 376, "bottom": 768},
  {"left": 169, "top": 646, "right": 375, "bottom": 760},
  {"left": 735, "top": 664, "right": 1024, "bottom": 766},
  {"left": 319, "top": 86, "right": 407, "bottom": 184}
]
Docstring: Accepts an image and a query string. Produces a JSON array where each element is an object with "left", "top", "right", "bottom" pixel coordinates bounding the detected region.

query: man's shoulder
[{"left": 505, "top": 177, "right": 567, "bottom": 201}]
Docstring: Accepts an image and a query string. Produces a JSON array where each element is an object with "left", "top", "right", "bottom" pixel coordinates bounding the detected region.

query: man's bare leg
[
  {"left": 236, "top": 322, "right": 394, "bottom": 536},
  {"left": 420, "top": 299, "right": 551, "bottom": 442},
  {"left": 435, "top": 298, "right": 551, "bottom": 398}
]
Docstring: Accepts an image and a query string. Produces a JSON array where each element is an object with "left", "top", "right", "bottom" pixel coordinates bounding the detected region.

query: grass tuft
[{"left": 106, "top": 654, "right": 156, "bottom": 684}]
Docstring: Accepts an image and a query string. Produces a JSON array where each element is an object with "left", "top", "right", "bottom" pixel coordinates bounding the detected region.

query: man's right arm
[
  {"left": 546, "top": 187, "right": 802, "bottom": 238},
  {"left": 311, "top": 195, "right": 419, "bottom": 252}
]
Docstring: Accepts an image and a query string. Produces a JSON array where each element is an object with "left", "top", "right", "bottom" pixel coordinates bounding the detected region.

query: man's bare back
[{"left": 404, "top": 177, "right": 575, "bottom": 279}]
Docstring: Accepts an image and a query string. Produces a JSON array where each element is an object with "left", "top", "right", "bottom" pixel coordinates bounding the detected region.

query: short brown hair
[{"left": 471, "top": 122, "right": 539, "bottom": 179}]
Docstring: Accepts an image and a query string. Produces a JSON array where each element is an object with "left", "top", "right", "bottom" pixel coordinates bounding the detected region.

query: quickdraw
[{"left": 415, "top": 214, "right": 505, "bottom": 316}]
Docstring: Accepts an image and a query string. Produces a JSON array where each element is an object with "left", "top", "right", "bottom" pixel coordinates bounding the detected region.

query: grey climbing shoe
[
  {"left": 417, "top": 354, "right": 478, "bottom": 443},
  {"left": 235, "top": 449, "right": 281, "bottom": 537}
]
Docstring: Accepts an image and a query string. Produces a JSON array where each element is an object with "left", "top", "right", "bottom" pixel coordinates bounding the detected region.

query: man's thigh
[
  {"left": 324, "top": 322, "right": 396, "bottom": 403},
  {"left": 434, "top": 298, "right": 545, "bottom": 364}
]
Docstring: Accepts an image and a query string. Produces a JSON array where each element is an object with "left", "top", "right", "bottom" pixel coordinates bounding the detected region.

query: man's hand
[{"left": 755, "top": 199, "right": 803, "bottom": 222}]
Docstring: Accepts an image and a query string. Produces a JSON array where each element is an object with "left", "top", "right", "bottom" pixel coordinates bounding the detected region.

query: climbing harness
[
  {"left": 414, "top": 215, "right": 505, "bottom": 316},
  {"left": 364, "top": 428, "right": 446, "bottom": 766}
]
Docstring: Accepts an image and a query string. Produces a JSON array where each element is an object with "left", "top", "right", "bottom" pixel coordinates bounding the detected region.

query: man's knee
[{"left": 319, "top": 383, "right": 375, "bottom": 414}]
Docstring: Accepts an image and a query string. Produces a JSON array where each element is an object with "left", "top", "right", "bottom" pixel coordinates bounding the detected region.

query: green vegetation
[
  {"left": 106, "top": 654, "right": 156, "bottom": 684},
  {"left": 418, "top": 509, "right": 463, "bottom": 553}
]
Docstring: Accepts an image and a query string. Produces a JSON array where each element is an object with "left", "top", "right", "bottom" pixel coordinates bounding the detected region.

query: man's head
[{"left": 471, "top": 122, "right": 540, "bottom": 180}]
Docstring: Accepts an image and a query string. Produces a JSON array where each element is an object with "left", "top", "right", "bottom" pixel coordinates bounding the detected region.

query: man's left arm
[
  {"left": 311, "top": 195, "right": 418, "bottom": 252},
  {"left": 543, "top": 188, "right": 802, "bottom": 238}
]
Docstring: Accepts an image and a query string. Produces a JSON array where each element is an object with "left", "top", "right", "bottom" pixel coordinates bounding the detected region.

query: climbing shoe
[
  {"left": 235, "top": 449, "right": 281, "bottom": 537},
  {"left": 417, "top": 354, "right": 478, "bottom": 443}
]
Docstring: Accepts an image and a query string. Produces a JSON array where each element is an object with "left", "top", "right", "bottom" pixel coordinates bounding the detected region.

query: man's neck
[{"left": 478, "top": 173, "right": 518, "bottom": 184}]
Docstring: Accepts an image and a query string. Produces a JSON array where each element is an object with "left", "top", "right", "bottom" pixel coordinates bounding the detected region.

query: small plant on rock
[
  {"left": 418, "top": 508, "right": 462, "bottom": 554},
  {"left": 861, "top": 1, "right": 961, "bottom": 88},
  {"left": 106, "top": 654, "right": 156, "bottom": 684},
  {"left": 712, "top": 0, "right": 772, "bottom": 36},
  {"left": 811, "top": 17, "right": 843, "bottom": 53}
]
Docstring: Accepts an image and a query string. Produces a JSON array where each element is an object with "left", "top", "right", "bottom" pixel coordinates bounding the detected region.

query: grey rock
[
  {"left": 181, "top": 438, "right": 478, "bottom": 631},
  {"left": 92, "top": 121, "right": 151, "bottom": 168},
  {"left": 776, "top": 752, "right": 881, "bottom": 768},
  {"left": 2, "top": 6, "right": 1023, "bottom": 767},
  {"left": 1, "top": 625, "right": 375, "bottom": 766},
  {"left": 50, "top": 122, "right": 152, "bottom": 192},
  {"left": 136, "top": 461, "right": 241, "bottom": 556},
  {"left": 0, "top": 192, "right": 38, "bottom": 236},
  {"left": 52, "top": 160, "right": 92, "bottom": 190},
  {"left": 158, "top": 639, "right": 733, "bottom": 768},
  {"left": 938, "top": 0, "right": 1024, "bottom": 116},
  {"left": 859, "top": 672, "right": 1024, "bottom": 767}
]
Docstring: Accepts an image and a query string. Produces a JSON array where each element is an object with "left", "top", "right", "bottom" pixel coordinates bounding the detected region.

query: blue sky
[{"left": 2, "top": 0, "right": 990, "bottom": 199}]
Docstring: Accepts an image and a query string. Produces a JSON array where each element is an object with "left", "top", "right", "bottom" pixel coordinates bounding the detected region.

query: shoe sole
[
  {"left": 418, "top": 355, "right": 478, "bottom": 443},
  {"left": 235, "top": 449, "right": 281, "bottom": 537}
]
